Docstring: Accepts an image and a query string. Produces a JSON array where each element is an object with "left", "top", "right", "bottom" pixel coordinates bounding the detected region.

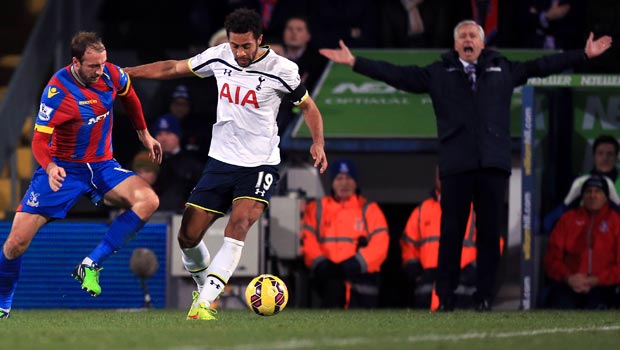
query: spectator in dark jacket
[
  {"left": 544, "top": 135, "right": 620, "bottom": 234},
  {"left": 320, "top": 19, "right": 613, "bottom": 311},
  {"left": 152, "top": 114, "right": 204, "bottom": 213}
]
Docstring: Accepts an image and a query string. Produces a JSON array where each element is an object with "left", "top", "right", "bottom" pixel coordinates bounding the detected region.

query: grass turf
[{"left": 1, "top": 309, "right": 620, "bottom": 350}]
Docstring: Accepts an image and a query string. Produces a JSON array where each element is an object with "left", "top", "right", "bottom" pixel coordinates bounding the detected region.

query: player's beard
[
  {"left": 235, "top": 47, "right": 258, "bottom": 67},
  {"left": 77, "top": 67, "right": 101, "bottom": 85}
]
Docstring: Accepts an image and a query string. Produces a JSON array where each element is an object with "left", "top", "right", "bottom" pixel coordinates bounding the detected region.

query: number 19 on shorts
[{"left": 254, "top": 171, "right": 274, "bottom": 197}]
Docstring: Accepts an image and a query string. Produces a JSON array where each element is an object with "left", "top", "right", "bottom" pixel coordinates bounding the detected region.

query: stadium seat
[
  {"left": 0, "top": 178, "right": 17, "bottom": 214},
  {"left": 16, "top": 146, "right": 33, "bottom": 179}
]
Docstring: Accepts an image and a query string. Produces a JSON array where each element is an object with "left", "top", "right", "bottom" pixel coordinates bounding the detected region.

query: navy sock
[
  {"left": 0, "top": 251, "right": 22, "bottom": 310},
  {"left": 88, "top": 210, "right": 146, "bottom": 264}
]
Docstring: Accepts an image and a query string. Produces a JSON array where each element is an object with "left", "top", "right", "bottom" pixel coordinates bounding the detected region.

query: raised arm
[
  {"left": 124, "top": 59, "right": 194, "bottom": 80},
  {"left": 585, "top": 32, "right": 613, "bottom": 59},
  {"left": 298, "top": 96, "right": 327, "bottom": 174},
  {"left": 511, "top": 32, "right": 613, "bottom": 86},
  {"left": 319, "top": 40, "right": 356, "bottom": 67},
  {"left": 320, "top": 40, "right": 430, "bottom": 93}
]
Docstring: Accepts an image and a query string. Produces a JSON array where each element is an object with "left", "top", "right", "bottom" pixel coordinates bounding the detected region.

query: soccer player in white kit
[{"left": 125, "top": 8, "right": 328, "bottom": 320}]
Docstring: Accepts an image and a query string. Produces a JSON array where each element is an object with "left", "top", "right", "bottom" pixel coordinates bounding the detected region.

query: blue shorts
[
  {"left": 18, "top": 159, "right": 135, "bottom": 219},
  {"left": 187, "top": 157, "right": 280, "bottom": 215}
]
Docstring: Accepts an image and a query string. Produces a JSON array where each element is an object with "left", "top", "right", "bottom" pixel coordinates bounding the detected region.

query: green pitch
[{"left": 1, "top": 309, "right": 620, "bottom": 350}]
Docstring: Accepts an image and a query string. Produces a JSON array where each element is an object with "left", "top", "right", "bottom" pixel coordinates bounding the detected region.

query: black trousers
[
  {"left": 435, "top": 168, "right": 508, "bottom": 304},
  {"left": 312, "top": 273, "right": 381, "bottom": 309},
  {"left": 547, "top": 281, "right": 617, "bottom": 309},
  {"left": 405, "top": 265, "right": 477, "bottom": 309}
]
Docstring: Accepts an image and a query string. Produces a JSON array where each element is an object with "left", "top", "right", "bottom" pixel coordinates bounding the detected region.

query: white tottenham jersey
[{"left": 188, "top": 43, "right": 308, "bottom": 167}]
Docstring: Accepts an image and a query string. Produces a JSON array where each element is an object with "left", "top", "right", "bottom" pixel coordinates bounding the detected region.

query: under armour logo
[
  {"left": 255, "top": 188, "right": 266, "bottom": 196},
  {"left": 223, "top": 69, "right": 232, "bottom": 76},
  {"left": 256, "top": 76, "right": 266, "bottom": 91},
  {"left": 210, "top": 280, "right": 221, "bottom": 289}
]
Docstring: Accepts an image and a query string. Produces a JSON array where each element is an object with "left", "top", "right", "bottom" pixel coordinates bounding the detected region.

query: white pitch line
[
  {"left": 171, "top": 324, "right": 620, "bottom": 350},
  {"left": 406, "top": 325, "right": 620, "bottom": 343}
]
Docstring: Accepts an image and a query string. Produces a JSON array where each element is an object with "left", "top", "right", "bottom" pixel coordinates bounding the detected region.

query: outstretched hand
[
  {"left": 140, "top": 133, "right": 163, "bottom": 164},
  {"left": 585, "top": 32, "right": 612, "bottom": 59},
  {"left": 319, "top": 40, "right": 356, "bottom": 67},
  {"left": 310, "top": 143, "right": 328, "bottom": 174}
]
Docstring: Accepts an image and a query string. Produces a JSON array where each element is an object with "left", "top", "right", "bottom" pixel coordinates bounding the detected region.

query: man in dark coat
[{"left": 320, "top": 19, "right": 613, "bottom": 311}]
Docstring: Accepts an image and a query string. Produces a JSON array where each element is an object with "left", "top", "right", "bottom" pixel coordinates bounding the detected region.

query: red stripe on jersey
[
  {"left": 47, "top": 73, "right": 82, "bottom": 161},
  {"left": 82, "top": 85, "right": 111, "bottom": 160}
]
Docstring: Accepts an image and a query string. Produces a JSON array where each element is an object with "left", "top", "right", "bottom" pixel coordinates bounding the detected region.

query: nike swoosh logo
[
  {"left": 47, "top": 87, "right": 60, "bottom": 99},
  {"left": 187, "top": 313, "right": 199, "bottom": 319}
]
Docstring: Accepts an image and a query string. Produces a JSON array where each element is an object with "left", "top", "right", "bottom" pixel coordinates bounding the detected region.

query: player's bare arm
[
  {"left": 124, "top": 59, "right": 193, "bottom": 80},
  {"left": 136, "top": 129, "right": 163, "bottom": 164},
  {"left": 298, "top": 96, "right": 328, "bottom": 173}
]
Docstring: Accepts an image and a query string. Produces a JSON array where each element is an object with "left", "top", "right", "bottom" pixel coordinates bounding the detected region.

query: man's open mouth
[{"left": 464, "top": 46, "right": 474, "bottom": 52}]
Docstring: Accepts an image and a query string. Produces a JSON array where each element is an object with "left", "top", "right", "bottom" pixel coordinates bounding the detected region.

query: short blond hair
[{"left": 453, "top": 20, "right": 485, "bottom": 41}]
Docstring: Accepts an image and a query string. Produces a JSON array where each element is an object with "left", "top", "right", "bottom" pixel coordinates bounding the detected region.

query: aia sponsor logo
[{"left": 219, "top": 83, "right": 259, "bottom": 108}]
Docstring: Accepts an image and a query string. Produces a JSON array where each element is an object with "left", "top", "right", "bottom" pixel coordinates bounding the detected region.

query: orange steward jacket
[
  {"left": 544, "top": 204, "right": 620, "bottom": 286},
  {"left": 401, "top": 194, "right": 476, "bottom": 269},
  {"left": 301, "top": 195, "right": 389, "bottom": 273}
]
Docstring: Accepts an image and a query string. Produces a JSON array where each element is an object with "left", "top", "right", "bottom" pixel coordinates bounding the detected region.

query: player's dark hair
[
  {"left": 224, "top": 8, "right": 263, "bottom": 39},
  {"left": 71, "top": 31, "right": 105, "bottom": 62},
  {"left": 593, "top": 134, "right": 620, "bottom": 156}
]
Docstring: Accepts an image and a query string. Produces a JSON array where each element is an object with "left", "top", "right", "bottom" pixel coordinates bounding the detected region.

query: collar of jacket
[
  {"left": 441, "top": 49, "right": 503, "bottom": 70},
  {"left": 590, "top": 167, "right": 619, "bottom": 183},
  {"left": 329, "top": 194, "right": 366, "bottom": 208},
  {"left": 576, "top": 202, "right": 612, "bottom": 219}
]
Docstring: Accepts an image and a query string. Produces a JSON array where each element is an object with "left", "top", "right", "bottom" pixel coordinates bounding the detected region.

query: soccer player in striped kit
[
  {"left": 0, "top": 32, "right": 162, "bottom": 319},
  {"left": 126, "top": 8, "right": 328, "bottom": 320}
]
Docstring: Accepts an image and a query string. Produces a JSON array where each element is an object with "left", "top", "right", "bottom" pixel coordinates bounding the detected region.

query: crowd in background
[{"left": 98, "top": 1, "right": 618, "bottom": 67}]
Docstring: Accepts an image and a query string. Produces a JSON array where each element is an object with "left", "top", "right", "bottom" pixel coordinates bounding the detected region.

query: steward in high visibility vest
[
  {"left": 301, "top": 159, "right": 389, "bottom": 308},
  {"left": 401, "top": 189, "right": 477, "bottom": 308},
  {"left": 401, "top": 169, "right": 477, "bottom": 309}
]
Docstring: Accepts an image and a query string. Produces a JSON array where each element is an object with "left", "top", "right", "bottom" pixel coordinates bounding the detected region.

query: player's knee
[
  {"left": 3, "top": 238, "right": 27, "bottom": 259},
  {"left": 146, "top": 191, "right": 160, "bottom": 213},
  {"left": 135, "top": 188, "right": 159, "bottom": 215}
]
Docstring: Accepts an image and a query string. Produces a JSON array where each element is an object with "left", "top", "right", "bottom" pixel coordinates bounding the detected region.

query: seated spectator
[
  {"left": 301, "top": 159, "right": 389, "bottom": 308},
  {"left": 132, "top": 150, "right": 160, "bottom": 186},
  {"left": 276, "top": 16, "right": 327, "bottom": 138},
  {"left": 167, "top": 85, "right": 212, "bottom": 160},
  {"left": 401, "top": 168, "right": 476, "bottom": 309},
  {"left": 151, "top": 115, "right": 204, "bottom": 213},
  {"left": 590, "top": 135, "right": 620, "bottom": 192},
  {"left": 544, "top": 174, "right": 620, "bottom": 309},
  {"left": 544, "top": 135, "right": 620, "bottom": 233}
]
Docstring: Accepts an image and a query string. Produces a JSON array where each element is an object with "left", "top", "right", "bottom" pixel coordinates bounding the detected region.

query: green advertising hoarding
[{"left": 291, "top": 49, "right": 620, "bottom": 148}]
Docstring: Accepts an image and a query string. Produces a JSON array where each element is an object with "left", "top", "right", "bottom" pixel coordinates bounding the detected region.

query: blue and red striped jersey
[{"left": 34, "top": 62, "right": 131, "bottom": 162}]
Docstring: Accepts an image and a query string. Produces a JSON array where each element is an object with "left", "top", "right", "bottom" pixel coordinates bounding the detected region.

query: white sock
[
  {"left": 181, "top": 241, "right": 211, "bottom": 293},
  {"left": 81, "top": 257, "right": 95, "bottom": 266},
  {"left": 197, "top": 237, "right": 244, "bottom": 307}
]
